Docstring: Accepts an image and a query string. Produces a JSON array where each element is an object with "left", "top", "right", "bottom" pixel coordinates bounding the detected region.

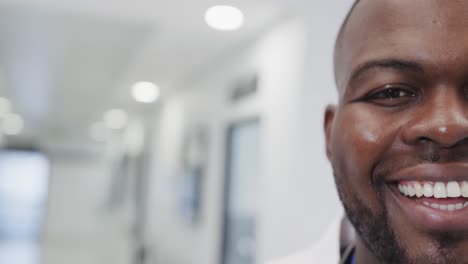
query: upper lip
[{"left": 385, "top": 163, "right": 468, "bottom": 183}]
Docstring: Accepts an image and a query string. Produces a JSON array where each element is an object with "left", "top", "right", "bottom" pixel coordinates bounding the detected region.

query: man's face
[{"left": 326, "top": 1, "right": 468, "bottom": 263}]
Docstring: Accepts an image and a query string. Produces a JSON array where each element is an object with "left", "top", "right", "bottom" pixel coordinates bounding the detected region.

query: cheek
[{"left": 331, "top": 108, "right": 398, "bottom": 208}]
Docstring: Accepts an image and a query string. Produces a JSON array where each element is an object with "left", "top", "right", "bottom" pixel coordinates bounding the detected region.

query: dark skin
[{"left": 326, "top": 1, "right": 468, "bottom": 263}]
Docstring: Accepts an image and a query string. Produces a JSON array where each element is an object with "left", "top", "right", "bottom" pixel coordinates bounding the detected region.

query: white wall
[
  {"left": 41, "top": 146, "right": 134, "bottom": 264},
  {"left": 262, "top": 1, "right": 354, "bottom": 257},
  {"left": 146, "top": 6, "right": 351, "bottom": 263}
]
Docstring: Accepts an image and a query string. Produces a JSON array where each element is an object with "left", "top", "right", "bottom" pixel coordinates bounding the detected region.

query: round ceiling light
[
  {"left": 205, "top": 5, "right": 244, "bottom": 31},
  {"left": 132, "top": 81, "right": 160, "bottom": 103}
]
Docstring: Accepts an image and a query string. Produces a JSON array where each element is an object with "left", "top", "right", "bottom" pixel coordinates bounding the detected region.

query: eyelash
[{"left": 363, "top": 85, "right": 418, "bottom": 107}]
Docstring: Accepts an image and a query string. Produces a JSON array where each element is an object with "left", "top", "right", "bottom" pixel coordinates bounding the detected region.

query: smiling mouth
[
  {"left": 385, "top": 164, "right": 468, "bottom": 231},
  {"left": 397, "top": 181, "right": 468, "bottom": 211}
]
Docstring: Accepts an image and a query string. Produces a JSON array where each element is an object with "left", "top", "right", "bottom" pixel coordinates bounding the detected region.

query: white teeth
[
  {"left": 447, "top": 204, "right": 456, "bottom": 211},
  {"left": 398, "top": 181, "right": 468, "bottom": 200},
  {"left": 447, "top": 181, "right": 461, "bottom": 198},
  {"left": 424, "top": 183, "right": 433, "bottom": 197},
  {"left": 425, "top": 202, "right": 468, "bottom": 211},
  {"left": 462, "top": 182, "right": 468, "bottom": 198},
  {"left": 407, "top": 185, "right": 416, "bottom": 197},
  {"left": 434, "top": 182, "right": 448, "bottom": 198},
  {"left": 414, "top": 182, "right": 424, "bottom": 197}
]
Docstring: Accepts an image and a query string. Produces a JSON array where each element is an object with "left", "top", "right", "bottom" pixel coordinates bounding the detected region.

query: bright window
[{"left": 0, "top": 150, "right": 49, "bottom": 264}]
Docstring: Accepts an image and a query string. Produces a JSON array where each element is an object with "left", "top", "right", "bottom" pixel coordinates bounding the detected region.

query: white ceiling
[{"left": 0, "top": 0, "right": 292, "bottom": 144}]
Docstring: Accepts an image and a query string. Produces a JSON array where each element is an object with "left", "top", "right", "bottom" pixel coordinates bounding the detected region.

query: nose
[{"left": 401, "top": 89, "right": 468, "bottom": 148}]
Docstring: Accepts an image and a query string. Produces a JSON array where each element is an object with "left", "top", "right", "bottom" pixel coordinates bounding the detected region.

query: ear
[{"left": 324, "top": 104, "right": 337, "bottom": 160}]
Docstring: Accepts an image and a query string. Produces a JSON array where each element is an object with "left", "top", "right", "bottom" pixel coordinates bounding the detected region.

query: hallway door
[{"left": 222, "top": 120, "right": 260, "bottom": 264}]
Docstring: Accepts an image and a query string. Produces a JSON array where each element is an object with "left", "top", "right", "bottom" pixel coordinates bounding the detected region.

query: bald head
[
  {"left": 333, "top": 0, "right": 360, "bottom": 89},
  {"left": 333, "top": 0, "right": 468, "bottom": 94},
  {"left": 334, "top": 1, "right": 360, "bottom": 61}
]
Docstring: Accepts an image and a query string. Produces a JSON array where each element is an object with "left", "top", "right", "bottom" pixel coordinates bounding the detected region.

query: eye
[{"left": 365, "top": 85, "right": 418, "bottom": 106}]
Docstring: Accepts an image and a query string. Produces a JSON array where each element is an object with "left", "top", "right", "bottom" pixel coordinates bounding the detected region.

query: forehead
[{"left": 336, "top": 0, "right": 468, "bottom": 92}]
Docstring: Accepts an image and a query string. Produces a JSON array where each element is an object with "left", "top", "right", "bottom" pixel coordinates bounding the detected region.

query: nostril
[{"left": 417, "top": 137, "right": 432, "bottom": 144}]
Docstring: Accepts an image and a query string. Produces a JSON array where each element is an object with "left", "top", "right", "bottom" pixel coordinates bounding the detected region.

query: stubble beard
[{"left": 333, "top": 169, "right": 459, "bottom": 264}]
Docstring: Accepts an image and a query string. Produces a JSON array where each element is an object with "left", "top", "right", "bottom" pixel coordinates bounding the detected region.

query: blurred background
[{"left": 0, "top": 1, "right": 353, "bottom": 264}]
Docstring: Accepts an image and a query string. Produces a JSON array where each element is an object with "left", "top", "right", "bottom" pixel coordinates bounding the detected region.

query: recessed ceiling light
[
  {"left": 2, "top": 113, "right": 24, "bottom": 136},
  {"left": 205, "top": 5, "right": 244, "bottom": 31},
  {"left": 104, "top": 109, "right": 128, "bottom": 130},
  {"left": 132, "top": 81, "right": 160, "bottom": 103}
]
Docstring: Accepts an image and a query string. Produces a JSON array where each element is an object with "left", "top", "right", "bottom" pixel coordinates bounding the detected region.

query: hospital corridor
[{"left": 0, "top": 1, "right": 354, "bottom": 263}]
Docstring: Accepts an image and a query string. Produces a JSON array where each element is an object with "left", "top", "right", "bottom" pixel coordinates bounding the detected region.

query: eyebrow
[{"left": 348, "top": 58, "right": 424, "bottom": 85}]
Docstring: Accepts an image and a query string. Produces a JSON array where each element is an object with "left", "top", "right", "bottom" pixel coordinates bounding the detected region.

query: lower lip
[{"left": 389, "top": 185, "right": 468, "bottom": 232}]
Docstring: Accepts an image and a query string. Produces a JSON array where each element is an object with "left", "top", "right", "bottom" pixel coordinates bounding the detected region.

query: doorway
[{"left": 221, "top": 120, "right": 260, "bottom": 264}]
